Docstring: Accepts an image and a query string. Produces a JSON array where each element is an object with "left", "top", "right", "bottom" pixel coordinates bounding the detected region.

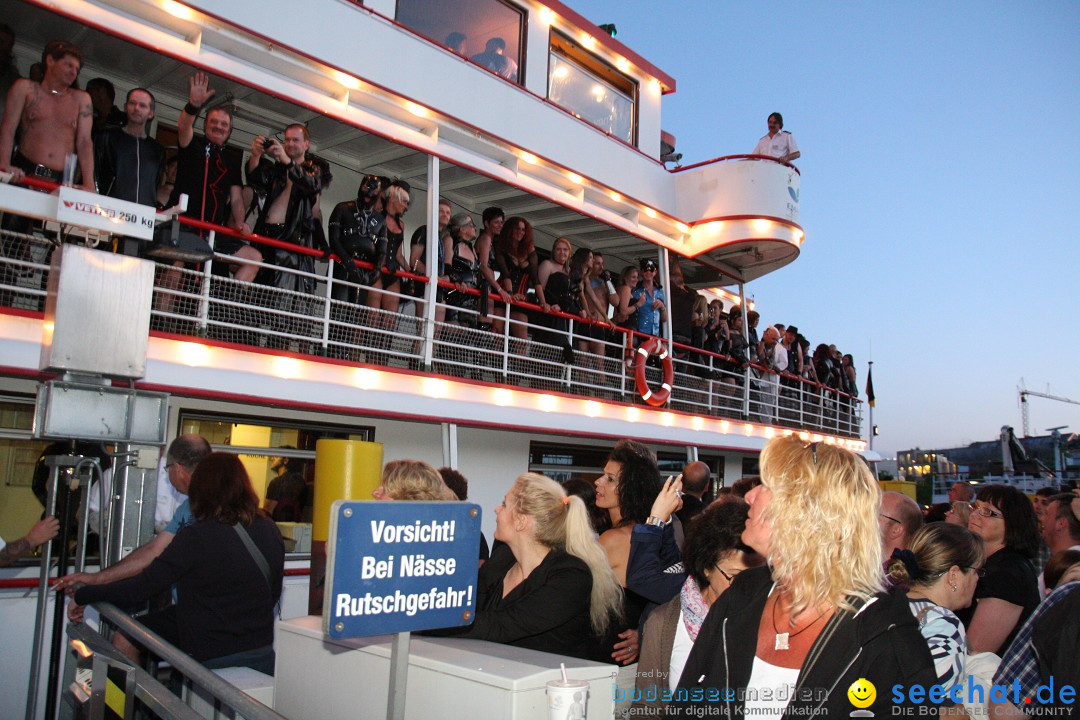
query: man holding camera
[{"left": 245, "top": 124, "right": 325, "bottom": 293}]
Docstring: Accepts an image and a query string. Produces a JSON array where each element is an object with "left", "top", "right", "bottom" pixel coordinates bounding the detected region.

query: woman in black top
[
  {"left": 437, "top": 473, "right": 622, "bottom": 658},
  {"left": 959, "top": 484, "right": 1040, "bottom": 654},
  {"left": 72, "top": 453, "right": 284, "bottom": 674}
]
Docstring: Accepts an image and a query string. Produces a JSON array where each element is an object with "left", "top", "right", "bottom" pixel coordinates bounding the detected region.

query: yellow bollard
[{"left": 309, "top": 439, "right": 383, "bottom": 614}]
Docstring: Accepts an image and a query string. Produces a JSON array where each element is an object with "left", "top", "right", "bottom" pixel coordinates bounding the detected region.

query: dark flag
[{"left": 865, "top": 365, "right": 875, "bottom": 407}]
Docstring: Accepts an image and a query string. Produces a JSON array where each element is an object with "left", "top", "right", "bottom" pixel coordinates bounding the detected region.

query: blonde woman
[
  {"left": 435, "top": 473, "right": 622, "bottom": 658},
  {"left": 670, "top": 437, "right": 939, "bottom": 718},
  {"left": 372, "top": 459, "right": 456, "bottom": 501},
  {"left": 887, "top": 522, "right": 985, "bottom": 691}
]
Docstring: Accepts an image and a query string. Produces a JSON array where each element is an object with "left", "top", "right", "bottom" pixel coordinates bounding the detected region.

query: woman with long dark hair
[
  {"left": 72, "top": 453, "right": 284, "bottom": 674},
  {"left": 593, "top": 439, "right": 662, "bottom": 664}
]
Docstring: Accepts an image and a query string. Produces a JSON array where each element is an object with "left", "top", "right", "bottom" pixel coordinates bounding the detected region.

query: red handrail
[{"left": 671, "top": 154, "right": 800, "bottom": 175}]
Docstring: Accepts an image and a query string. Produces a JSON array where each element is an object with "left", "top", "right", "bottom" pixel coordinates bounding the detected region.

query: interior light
[
  {"left": 272, "top": 357, "right": 302, "bottom": 379},
  {"left": 520, "top": 151, "right": 539, "bottom": 165},
  {"left": 692, "top": 416, "right": 705, "bottom": 431},
  {"left": 610, "top": 191, "right": 622, "bottom": 202},
  {"left": 743, "top": 423, "right": 754, "bottom": 436},
  {"left": 539, "top": 7, "right": 556, "bottom": 25},
  {"left": 615, "top": 56, "right": 631, "bottom": 73},
  {"left": 354, "top": 368, "right": 380, "bottom": 390},
  {"left": 660, "top": 412, "right": 674, "bottom": 427},
  {"left": 764, "top": 427, "right": 776, "bottom": 438},
  {"left": 553, "top": 65, "right": 569, "bottom": 79},
  {"left": 643, "top": 207, "right": 657, "bottom": 219},
  {"left": 720, "top": 420, "right": 730, "bottom": 432},
  {"left": 676, "top": 222, "right": 689, "bottom": 234},
  {"left": 424, "top": 377, "right": 448, "bottom": 398},
  {"left": 793, "top": 229, "right": 804, "bottom": 242},
  {"left": 567, "top": 172, "right": 583, "bottom": 185},
  {"left": 334, "top": 71, "right": 361, "bottom": 90},
  {"left": 752, "top": 219, "right": 772, "bottom": 233},
  {"left": 626, "top": 407, "right": 640, "bottom": 423},
  {"left": 178, "top": 341, "right": 211, "bottom": 367},
  {"left": 538, "top": 394, "right": 557, "bottom": 412},
  {"left": 162, "top": 0, "right": 195, "bottom": 20},
  {"left": 404, "top": 101, "right": 428, "bottom": 117},
  {"left": 494, "top": 388, "right": 513, "bottom": 406},
  {"left": 582, "top": 34, "right": 596, "bottom": 50},
  {"left": 799, "top": 431, "right": 810, "bottom": 441},
  {"left": 584, "top": 400, "right": 602, "bottom": 417},
  {"left": 591, "top": 84, "right": 605, "bottom": 97},
  {"left": 649, "top": 79, "right": 662, "bottom": 96}
]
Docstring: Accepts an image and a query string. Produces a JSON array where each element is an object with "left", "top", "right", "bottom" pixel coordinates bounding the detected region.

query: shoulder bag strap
[{"left": 233, "top": 522, "right": 272, "bottom": 593}]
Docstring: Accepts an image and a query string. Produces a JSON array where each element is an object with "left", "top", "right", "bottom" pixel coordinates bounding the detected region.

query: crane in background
[{"left": 1018, "top": 379, "right": 1080, "bottom": 437}]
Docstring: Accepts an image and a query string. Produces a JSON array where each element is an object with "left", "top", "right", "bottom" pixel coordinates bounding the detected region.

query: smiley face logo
[{"left": 847, "top": 678, "right": 876, "bottom": 709}]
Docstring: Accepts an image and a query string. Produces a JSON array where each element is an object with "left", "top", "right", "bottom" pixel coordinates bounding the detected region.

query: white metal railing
[{"left": 0, "top": 215, "right": 863, "bottom": 438}]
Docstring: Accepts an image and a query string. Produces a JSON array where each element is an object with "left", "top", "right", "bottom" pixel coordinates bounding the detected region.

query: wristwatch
[{"left": 645, "top": 515, "right": 668, "bottom": 528}]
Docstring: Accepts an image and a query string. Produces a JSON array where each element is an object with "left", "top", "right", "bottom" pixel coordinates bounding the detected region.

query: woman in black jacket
[
  {"left": 668, "top": 437, "right": 941, "bottom": 718},
  {"left": 72, "top": 453, "right": 284, "bottom": 674}
]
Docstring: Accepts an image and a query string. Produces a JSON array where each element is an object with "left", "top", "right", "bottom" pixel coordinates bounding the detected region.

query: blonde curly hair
[{"left": 759, "top": 436, "right": 885, "bottom": 616}]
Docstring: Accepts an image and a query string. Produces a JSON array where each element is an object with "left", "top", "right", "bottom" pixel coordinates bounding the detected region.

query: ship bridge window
[
  {"left": 396, "top": 0, "right": 524, "bottom": 83},
  {"left": 548, "top": 31, "right": 636, "bottom": 144}
]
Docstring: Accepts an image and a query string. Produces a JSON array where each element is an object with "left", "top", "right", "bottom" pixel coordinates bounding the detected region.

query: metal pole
[
  {"left": 422, "top": 154, "right": 440, "bottom": 371},
  {"left": 26, "top": 457, "right": 63, "bottom": 720},
  {"left": 658, "top": 247, "right": 672, "bottom": 349},
  {"left": 386, "top": 632, "right": 411, "bottom": 720},
  {"left": 739, "top": 283, "right": 750, "bottom": 419},
  {"left": 442, "top": 422, "right": 458, "bottom": 470}
]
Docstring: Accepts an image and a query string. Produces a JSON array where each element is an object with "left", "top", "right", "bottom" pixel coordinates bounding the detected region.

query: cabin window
[
  {"left": 0, "top": 398, "right": 51, "bottom": 550},
  {"left": 548, "top": 31, "right": 636, "bottom": 144},
  {"left": 180, "top": 413, "right": 374, "bottom": 553},
  {"left": 396, "top": 0, "right": 525, "bottom": 83}
]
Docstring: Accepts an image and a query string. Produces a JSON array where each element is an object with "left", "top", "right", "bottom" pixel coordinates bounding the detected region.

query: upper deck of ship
[{"left": 0, "top": 0, "right": 863, "bottom": 455}]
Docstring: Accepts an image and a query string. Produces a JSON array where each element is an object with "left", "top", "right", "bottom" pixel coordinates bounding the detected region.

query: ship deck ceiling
[{"left": 11, "top": 0, "right": 726, "bottom": 289}]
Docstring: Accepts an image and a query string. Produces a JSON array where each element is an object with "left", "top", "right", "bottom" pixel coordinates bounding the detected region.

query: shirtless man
[{"left": 0, "top": 40, "right": 94, "bottom": 190}]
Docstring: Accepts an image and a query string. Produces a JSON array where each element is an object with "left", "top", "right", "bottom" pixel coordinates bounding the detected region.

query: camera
[{"left": 262, "top": 137, "right": 275, "bottom": 150}]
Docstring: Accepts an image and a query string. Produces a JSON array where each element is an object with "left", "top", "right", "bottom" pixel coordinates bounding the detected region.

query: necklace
[{"left": 771, "top": 594, "right": 830, "bottom": 651}]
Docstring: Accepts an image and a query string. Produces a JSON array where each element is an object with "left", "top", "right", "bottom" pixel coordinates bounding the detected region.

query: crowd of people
[
  {"left": 1, "top": 34, "right": 840, "bottom": 396},
  {"left": 13, "top": 428, "right": 1073, "bottom": 715}
]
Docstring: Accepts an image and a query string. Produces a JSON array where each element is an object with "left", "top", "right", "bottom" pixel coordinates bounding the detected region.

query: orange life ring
[{"left": 633, "top": 337, "right": 674, "bottom": 407}]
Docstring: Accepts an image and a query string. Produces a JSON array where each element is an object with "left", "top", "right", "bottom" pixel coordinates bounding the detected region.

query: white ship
[{"left": 0, "top": 1, "right": 868, "bottom": 717}]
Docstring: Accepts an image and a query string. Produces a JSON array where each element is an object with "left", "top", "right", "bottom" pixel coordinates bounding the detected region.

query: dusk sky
[{"left": 572, "top": 0, "right": 1080, "bottom": 457}]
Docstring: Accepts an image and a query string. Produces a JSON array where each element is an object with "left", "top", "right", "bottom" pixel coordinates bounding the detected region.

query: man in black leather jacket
[
  {"left": 327, "top": 174, "right": 387, "bottom": 305},
  {"left": 245, "top": 124, "right": 327, "bottom": 294},
  {"left": 93, "top": 87, "right": 164, "bottom": 208}
]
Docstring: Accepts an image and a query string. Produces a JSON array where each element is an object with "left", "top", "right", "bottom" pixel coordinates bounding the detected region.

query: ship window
[
  {"left": 396, "top": 0, "right": 524, "bottom": 84},
  {"left": 180, "top": 412, "right": 374, "bottom": 554},
  {"left": 0, "top": 398, "right": 52, "bottom": 553},
  {"left": 548, "top": 31, "right": 636, "bottom": 144}
]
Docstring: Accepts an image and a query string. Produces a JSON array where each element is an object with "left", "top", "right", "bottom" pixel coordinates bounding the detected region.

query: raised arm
[{"left": 177, "top": 72, "right": 216, "bottom": 149}]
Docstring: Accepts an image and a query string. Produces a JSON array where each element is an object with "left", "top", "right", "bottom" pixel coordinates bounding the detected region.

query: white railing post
[
  {"left": 198, "top": 229, "right": 215, "bottom": 332},
  {"left": 321, "top": 260, "right": 335, "bottom": 352},
  {"left": 421, "top": 155, "right": 440, "bottom": 370}
]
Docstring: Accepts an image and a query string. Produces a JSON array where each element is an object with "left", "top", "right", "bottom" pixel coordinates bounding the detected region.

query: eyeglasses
[
  {"left": 642, "top": 267, "right": 656, "bottom": 272},
  {"left": 714, "top": 564, "right": 743, "bottom": 583},
  {"left": 805, "top": 441, "right": 819, "bottom": 464},
  {"left": 972, "top": 504, "right": 1004, "bottom": 519},
  {"left": 879, "top": 512, "right": 902, "bottom": 525},
  {"left": 964, "top": 566, "right": 987, "bottom": 578}
]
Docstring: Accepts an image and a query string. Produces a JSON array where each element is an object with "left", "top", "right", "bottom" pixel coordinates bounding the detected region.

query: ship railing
[
  {"left": 66, "top": 601, "right": 285, "bottom": 720},
  {"left": 929, "top": 472, "right": 1076, "bottom": 499},
  {"left": 0, "top": 200, "right": 862, "bottom": 438}
]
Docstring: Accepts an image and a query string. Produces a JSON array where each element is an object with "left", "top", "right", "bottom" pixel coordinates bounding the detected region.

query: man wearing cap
[
  {"left": 631, "top": 258, "right": 666, "bottom": 339},
  {"left": 0, "top": 40, "right": 94, "bottom": 189},
  {"left": 752, "top": 112, "right": 800, "bottom": 164}
]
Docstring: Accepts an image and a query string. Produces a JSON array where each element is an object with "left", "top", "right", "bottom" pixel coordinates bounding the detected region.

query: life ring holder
[{"left": 632, "top": 336, "right": 674, "bottom": 407}]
